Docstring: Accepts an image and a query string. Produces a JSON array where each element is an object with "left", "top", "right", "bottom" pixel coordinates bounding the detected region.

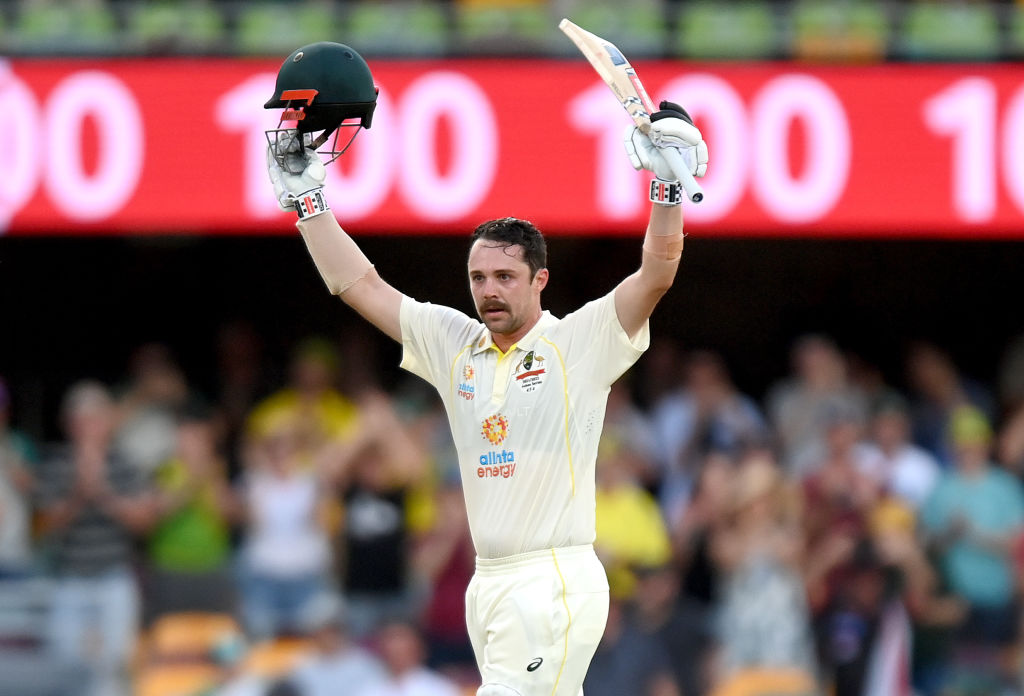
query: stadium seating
[
  {"left": 10, "top": 0, "right": 117, "bottom": 55},
  {"left": 124, "top": 0, "right": 226, "bottom": 54},
  {"left": 135, "top": 663, "right": 222, "bottom": 696},
  {"left": 898, "top": 0, "right": 1001, "bottom": 60},
  {"left": 344, "top": 1, "right": 449, "bottom": 57},
  {"left": 674, "top": 1, "right": 781, "bottom": 59},
  {"left": 453, "top": 0, "right": 555, "bottom": 54},
  {"left": 234, "top": 0, "right": 337, "bottom": 56},
  {"left": 241, "top": 636, "right": 317, "bottom": 679},
  {"left": 557, "top": 0, "right": 668, "bottom": 57},
  {"left": 791, "top": 0, "right": 890, "bottom": 61},
  {"left": 1007, "top": 2, "right": 1024, "bottom": 59},
  {"left": 0, "top": 0, "right": 1022, "bottom": 60},
  {"left": 144, "top": 611, "right": 243, "bottom": 662}
]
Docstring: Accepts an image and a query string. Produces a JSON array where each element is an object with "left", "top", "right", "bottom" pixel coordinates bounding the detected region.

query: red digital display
[{"left": 2, "top": 59, "right": 1023, "bottom": 237}]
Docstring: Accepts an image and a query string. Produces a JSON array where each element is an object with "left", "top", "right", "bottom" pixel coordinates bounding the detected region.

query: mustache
[{"left": 480, "top": 301, "right": 509, "bottom": 312}]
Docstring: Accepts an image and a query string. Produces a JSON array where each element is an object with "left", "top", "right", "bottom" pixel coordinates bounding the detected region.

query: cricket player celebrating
[{"left": 264, "top": 42, "right": 708, "bottom": 696}]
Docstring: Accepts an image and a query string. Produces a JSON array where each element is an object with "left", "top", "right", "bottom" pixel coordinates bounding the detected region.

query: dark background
[{"left": 2, "top": 234, "right": 1020, "bottom": 439}]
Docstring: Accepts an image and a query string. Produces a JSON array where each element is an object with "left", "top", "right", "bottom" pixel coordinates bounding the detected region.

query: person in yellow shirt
[
  {"left": 246, "top": 337, "right": 360, "bottom": 469},
  {"left": 594, "top": 433, "right": 672, "bottom": 599}
]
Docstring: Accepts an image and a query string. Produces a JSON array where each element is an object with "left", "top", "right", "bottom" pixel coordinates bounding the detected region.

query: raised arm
[
  {"left": 297, "top": 214, "right": 403, "bottom": 341},
  {"left": 614, "top": 102, "right": 708, "bottom": 340},
  {"left": 268, "top": 142, "right": 404, "bottom": 342}
]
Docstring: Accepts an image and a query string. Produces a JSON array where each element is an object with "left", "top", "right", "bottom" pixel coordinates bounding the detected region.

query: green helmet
[{"left": 265, "top": 41, "right": 377, "bottom": 133}]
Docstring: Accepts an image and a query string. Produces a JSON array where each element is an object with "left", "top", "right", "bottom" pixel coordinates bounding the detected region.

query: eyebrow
[{"left": 468, "top": 267, "right": 519, "bottom": 276}]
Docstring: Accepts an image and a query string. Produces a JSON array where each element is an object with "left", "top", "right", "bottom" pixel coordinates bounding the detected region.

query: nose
[{"left": 480, "top": 278, "right": 499, "bottom": 298}]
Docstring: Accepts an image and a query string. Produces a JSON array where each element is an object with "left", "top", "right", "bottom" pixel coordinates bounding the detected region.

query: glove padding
[
  {"left": 624, "top": 100, "right": 708, "bottom": 180},
  {"left": 266, "top": 131, "right": 327, "bottom": 212}
]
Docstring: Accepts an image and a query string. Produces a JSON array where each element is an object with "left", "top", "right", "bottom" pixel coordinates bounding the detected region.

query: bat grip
[{"left": 661, "top": 148, "right": 704, "bottom": 204}]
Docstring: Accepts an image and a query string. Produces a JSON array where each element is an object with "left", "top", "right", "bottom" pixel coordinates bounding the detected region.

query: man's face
[{"left": 467, "top": 240, "right": 548, "bottom": 338}]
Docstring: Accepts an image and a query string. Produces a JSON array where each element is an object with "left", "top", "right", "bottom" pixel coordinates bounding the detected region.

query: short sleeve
[
  {"left": 558, "top": 290, "right": 650, "bottom": 387},
  {"left": 400, "top": 297, "right": 481, "bottom": 388}
]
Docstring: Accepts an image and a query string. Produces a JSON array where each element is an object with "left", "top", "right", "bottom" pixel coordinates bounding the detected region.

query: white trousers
[{"left": 466, "top": 544, "right": 609, "bottom": 696}]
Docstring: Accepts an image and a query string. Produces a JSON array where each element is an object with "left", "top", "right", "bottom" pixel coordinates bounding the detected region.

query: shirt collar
[{"left": 471, "top": 310, "right": 557, "bottom": 356}]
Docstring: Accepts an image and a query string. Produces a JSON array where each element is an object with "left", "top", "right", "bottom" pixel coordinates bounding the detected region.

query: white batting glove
[
  {"left": 623, "top": 101, "right": 708, "bottom": 180},
  {"left": 266, "top": 132, "right": 329, "bottom": 218}
]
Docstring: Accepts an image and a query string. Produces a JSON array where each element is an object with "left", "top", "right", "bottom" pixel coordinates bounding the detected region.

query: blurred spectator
[
  {"left": 801, "top": 402, "right": 879, "bottom": 522},
  {"left": 802, "top": 403, "right": 881, "bottom": 611},
  {"left": 215, "top": 321, "right": 272, "bottom": 477},
  {"left": 630, "top": 563, "right": 713, "bottom": 696},
  {"left": 583, "top": 597, "right": 681, "bottom": 696},
  {"left": 593, "top": 431, "right": 672, "bottom": 599},
  {"left": 113, "top": 343, "right": 190, "bottom": 474},
  {"left": 36, "top": 380, "right": 157, "bottom": 696},
  {"left": 637, "top": 337, "right": 685, "bottom": 409},
  {"left": 811, "top": 497, "right": 941, "bottom": 696},
  {"left": 329, "top": 391, "right": 427, "bottom": 639},
  {"left": 920, "top": 405, "right": 1024, "bottom": 690},
  {"left": 997, "top": 401, "right": 1024, "bottom": 475},
  {"left": 906, "top": 341, "right": 995, "bottom": 468},
  {"left": 145, "top": 399, "right": 239, "bottom": 622},
  {"left": 651, "top": 350, "right": 768, "bottom": 523},
  {"left": 289, "top": 592, "right": 388, "bottom": 696},
  {"left": 410, "top": 481, "right": 476, "bottom": 677},
  {"left": 711, "top": 453, "right": 817, "bottom": 685},
  {"left": 0, "top": 377, "right": 36, "bottom": 577},
  {"left": 767, "top": 334, "right": 867, "bottom": 478},
  {"left": 602, "top": 380, "right": 659, "bottom": 487},
  {"left": 859, "top": 392, "right": 940, "bottom": 510},
  {"left": 238, "top": 422, "right": 333, "bottom": 640},
  {"left": 671, "top": 450, "right": 734, "bottom": 608},
  {"left": 246, "top": 337, "right": 361, "bottom": 470},
  {"left": 356, "top": 619, "right": 460, "bottom": 696}
]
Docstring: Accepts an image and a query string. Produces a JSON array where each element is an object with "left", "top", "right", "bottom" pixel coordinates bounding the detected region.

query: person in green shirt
[{"left": 145, "top": 401, "right": 239, "bottom": 622}]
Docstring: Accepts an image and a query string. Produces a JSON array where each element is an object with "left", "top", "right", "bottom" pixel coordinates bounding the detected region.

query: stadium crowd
[{"left": 4, "top": 328, "right": 1024, "bottom": 696}]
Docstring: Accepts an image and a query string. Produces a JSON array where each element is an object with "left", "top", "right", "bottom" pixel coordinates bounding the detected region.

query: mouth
[{"left": 482, "top": 305, "right": 508, "bottom": 320}]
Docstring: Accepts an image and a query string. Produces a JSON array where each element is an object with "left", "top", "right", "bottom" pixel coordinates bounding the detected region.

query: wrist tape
[
  {"left": 649, "top": 178, "right": 682, "bottom": 206},
  {"left": 293, "top": 188, "right": 330, "bottom": 220}
]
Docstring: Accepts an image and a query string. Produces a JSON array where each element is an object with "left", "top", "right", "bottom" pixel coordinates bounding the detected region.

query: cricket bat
[{"left": 559, "top": 18, "right": 704, "bottom": 204}]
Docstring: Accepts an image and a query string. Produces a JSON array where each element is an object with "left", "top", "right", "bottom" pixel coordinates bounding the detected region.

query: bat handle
[{"left": 660, "top": 147, "right": 704, "bottom": 204}]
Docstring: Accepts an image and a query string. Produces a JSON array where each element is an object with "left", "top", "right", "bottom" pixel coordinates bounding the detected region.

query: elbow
[{"left": 643, "top": 266, "right": 677, "bottom": 297}]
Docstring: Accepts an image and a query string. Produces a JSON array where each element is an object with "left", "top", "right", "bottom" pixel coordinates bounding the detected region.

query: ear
[{"left": 533, "top": 268, "right": 549, "bottom": 292}]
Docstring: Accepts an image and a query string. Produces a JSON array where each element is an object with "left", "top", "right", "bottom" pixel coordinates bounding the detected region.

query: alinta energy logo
[
  {"left": 479, "top": 413, "right": 515, "bottom": 479},
  {"left": 481, "top": 414, "right": 509, "bottom": 445},
  {"left": 458, "top": 364, "right": 476, "bottom": 401}
]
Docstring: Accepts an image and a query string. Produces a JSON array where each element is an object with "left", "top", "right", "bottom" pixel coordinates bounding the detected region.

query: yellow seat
[
  {"left": 710, "top": 667, "right": 818, "bottom": 696},
  {"left": 135, "top": 663, "right": 221, "bottom": 696},
  {"left": 242, "top": 637, "right": 317, "bottom": 679},
  {"left": 146, "top": 611, "right": 242, "bottom": 661}
]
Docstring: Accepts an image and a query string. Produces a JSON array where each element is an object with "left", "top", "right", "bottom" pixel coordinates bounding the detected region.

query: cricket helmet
[{"left": 265, "top": 42, "right": 378, "bottom": 171}]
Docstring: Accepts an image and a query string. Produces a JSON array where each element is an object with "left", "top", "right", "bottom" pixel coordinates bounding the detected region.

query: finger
[
  {"left": 695, "top": 141, "right": 709, "bottom": 177},
  {"left": 650, "top": 118, "right": 703, "bottom": 148}
]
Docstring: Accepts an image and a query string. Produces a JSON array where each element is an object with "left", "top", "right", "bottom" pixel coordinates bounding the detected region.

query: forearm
[
  {"left": 99, "top": 494, "right": 158, "bottom": 532},
  {"left": 39, "top": 497, "right": 84, "bottom": 534},
  {"left": 296, "top": 214, "right": 404, "bottom": 341},
  {"left": 296, "top": 214, "right": 374, "bottom": 295},
  {"left": 640, "top": 203, "right": 684, "bottom": 288}
]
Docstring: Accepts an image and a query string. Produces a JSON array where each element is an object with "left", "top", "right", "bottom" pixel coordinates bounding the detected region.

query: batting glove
[
  {"left": 266, "top": 132, "right": 329, "bottom": 218},
  {"left": 624, "top": 100, "right": 708, "bottom": 179}
]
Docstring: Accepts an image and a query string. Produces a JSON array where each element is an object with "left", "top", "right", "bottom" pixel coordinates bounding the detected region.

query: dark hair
[{"left": 470, "top": 217, "right": 547, "bottom": 278}]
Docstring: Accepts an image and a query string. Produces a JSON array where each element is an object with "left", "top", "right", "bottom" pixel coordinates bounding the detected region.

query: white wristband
[
  {"left": 649, "top": 178, "right": 682, "bottom": 206},
  {"left": 293, "top": 188, "right": 330, "bottom": 219}
]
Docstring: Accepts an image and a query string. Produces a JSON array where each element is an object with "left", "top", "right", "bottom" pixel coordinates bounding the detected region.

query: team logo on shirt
[
  {"left": 457, "top": 363, "right": 475, "bottom": 401},
  {"left": 514, "top": 350, "right": 547, "bottom": 393},
  {"left": 479, "top": 414, "right": 515, "bottom": 478},
  {"left": 481, "top": 414, "right": 509, "bottom": 445}
]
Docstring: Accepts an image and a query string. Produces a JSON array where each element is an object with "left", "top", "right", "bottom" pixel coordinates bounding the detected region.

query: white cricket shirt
[{"left": 400, "top": 290, "right": 649, "bottom": 558}]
